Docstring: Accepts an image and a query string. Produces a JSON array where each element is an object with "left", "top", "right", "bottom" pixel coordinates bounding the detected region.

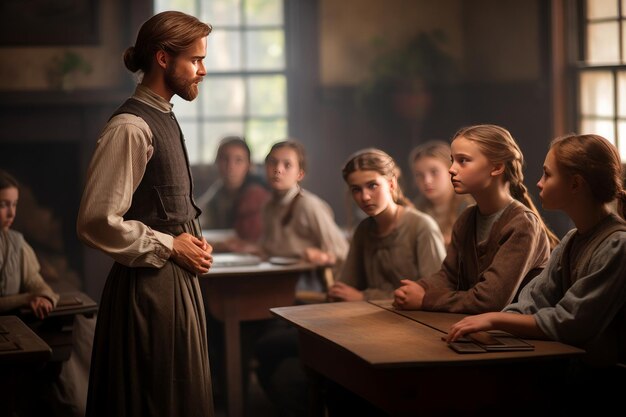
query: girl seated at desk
[
  {"left": 247, "top": 139, "right": 349, "bottom": 279},
  {"left": 446, "top": 134, "right": 626, "bottom": 409},
  {"left": 328, "top": 148, "right": 446, "bottom": 301},
  {"left": 409, "top": 140, "right": 474, "bottom": 248},
  {"left": 197, "top": 136, "right": 270, "bottom": 245},
  {"left": 393, "top": 124, "right": 558, "bottom": 314},
  {"left": 0, "top": 169, "right": 59, "bottom": 319}
]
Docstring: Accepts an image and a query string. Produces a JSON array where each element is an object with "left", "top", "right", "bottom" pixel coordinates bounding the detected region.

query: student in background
[
  {"left": 259, "top": 139, "right": 348, "bottom": 274},
  {"left": 252, "top": 140, "right": 349, "bottom": 416},
  {"left": 197, "top": 136, "right": 270, "bottom": 244},
  {"left": 410, "top": 140, "right": 473, "bottom": 247},
  {"left": 0, "top": 169, "right": 59, "bottom": 318},
  {"left": 394, "top": 124, "right": 558, "bottom": 313},
  {"left": 328, "top": 148, "right": 446, "bottom": 301},
  {"left": 446, "top": 134, "right": 626, "bottom": 409}
]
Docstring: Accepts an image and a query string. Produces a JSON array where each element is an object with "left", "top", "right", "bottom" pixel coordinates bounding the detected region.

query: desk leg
[{"left": 224, "top": 315, "right": 243, "bottom": 417}]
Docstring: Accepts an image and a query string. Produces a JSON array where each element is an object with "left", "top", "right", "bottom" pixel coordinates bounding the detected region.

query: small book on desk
[
  {"left": 446, "top": 331, "right": 534, "bottom": 354},
  {"left": 19, "top": 292, "right": 98, "bottom": 318}
]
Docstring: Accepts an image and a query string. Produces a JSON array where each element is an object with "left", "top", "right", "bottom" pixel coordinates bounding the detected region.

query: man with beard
[{"left": 77, "top": 11, "right": 215, "bottom": 417}]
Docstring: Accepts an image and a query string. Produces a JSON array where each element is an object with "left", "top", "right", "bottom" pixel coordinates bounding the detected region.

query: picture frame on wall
[{"left": 0, "top": 0, "right": 99, "bottom": 46}]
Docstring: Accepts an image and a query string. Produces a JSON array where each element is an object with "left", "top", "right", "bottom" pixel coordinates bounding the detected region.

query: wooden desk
[
  {"left": 20, "top": 291, "right": 98, "bottom": 362},
  {"left": 201, "top": 261, "right": 317, "bottom": 417},
  {"left": 0, "top": 315, "right": 52, "bottom": 417},
  {"left": 271, "top": 301, "right": 585, "bottom": 416}
]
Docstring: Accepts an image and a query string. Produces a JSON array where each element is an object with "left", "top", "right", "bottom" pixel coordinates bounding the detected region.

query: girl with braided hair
[
  {"left": 394, "top": 124, "right": 555, "bottom": 313},
  {"left": 447, "top": 133, "right": 626, "bottom": 363}
]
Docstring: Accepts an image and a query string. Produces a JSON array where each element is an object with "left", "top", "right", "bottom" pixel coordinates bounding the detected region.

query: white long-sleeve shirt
[{"left": 76, "top": 85, "right": 174, "bottom": 268}]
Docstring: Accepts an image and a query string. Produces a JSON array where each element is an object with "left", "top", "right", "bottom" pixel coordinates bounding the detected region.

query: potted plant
[
  {"left": 47, "top": 50, "right": 92, "bottom": 91},
  {"left": 356, "top": 30, "right": 458, "bottom": 124}
]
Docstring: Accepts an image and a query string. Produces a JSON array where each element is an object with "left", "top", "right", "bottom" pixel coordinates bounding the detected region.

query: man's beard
[{"left": 165, "top": 66, "right": 200, "bottom": 101}]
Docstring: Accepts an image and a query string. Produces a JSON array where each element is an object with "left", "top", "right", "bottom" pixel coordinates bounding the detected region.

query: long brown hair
[
  {"left": 551, "top": 133, "right": 626, "bottom": 219},
  {"left": 452, "top": 124, "right": 560, "bottom": 249},
  {"left": 265, "top": 139, "right": 307, "bottom": 174},
  {"left": 123, "top": 11, "right": 212, "bottom": 74},
  {"left": 342, "top": 148, "right": 413, "bottom": 207},
  {"left": 0, "top": 169, "right": 18, "bottom": 191}
]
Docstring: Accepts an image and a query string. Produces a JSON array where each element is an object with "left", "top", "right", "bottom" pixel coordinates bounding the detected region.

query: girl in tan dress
[{"left": 328, "top": 148, "right": 446, "bottom": 301}]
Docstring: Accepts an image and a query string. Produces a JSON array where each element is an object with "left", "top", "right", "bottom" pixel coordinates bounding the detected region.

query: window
[
  {"left": 576, "top": 0, "right": 626, "bottom": 160},
  {"left": 154, "top": 0, "right": 288, "bottom": 163}
]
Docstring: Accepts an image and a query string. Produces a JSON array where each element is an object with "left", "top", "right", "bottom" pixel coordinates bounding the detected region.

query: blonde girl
[
  {"left": 447, "top": 134, "right": 626, "bottom": 367},
  {"left": 410, "top": 140, "right": 474, "bottom": 246},
  {"left": 260, "top": 139, "right": 348, "bottom": 269},
  {"left": 328, "top": 148, "right": 446, "bottom": 301},
  {"left": 394, "top": 124, "right": 556, "bottom": 313}
]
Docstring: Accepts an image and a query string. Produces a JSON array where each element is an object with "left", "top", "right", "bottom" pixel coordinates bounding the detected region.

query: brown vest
[{"left": 111, "top": 98, "right": 201, "bottom": 229}]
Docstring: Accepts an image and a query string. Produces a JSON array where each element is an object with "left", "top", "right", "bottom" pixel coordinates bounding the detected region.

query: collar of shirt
[{"left": 133, "top": 84, "right": 173, "bottom": 113}]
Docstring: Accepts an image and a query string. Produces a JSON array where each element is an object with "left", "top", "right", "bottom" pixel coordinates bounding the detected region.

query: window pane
[
  {"left": 617, "top": 72, "right": 626, "bottom": 116},
  {"left": 171, "top": 95, "right": 198, "bottom": 118},
  {"left": 623, "top": 0, "right": 626, "bottom": 17},
  {"left": 179, "top": 121, "right": 200, "bottom": 165},
  {"left": 248, "top": 75, "right": 286, "bottom": 116},
  {"left": 154, "top": 0, "right": 195, "bottom": 14},
  {"left": 587, "top": 0, "right": 618, "bottom": 19},
  {"left": 580, "top": 118, "right": 615, "bottom": 142},
  {"left": 245, "top": 0, "right": 283, "bottom": 26},
  {"left": 201, "top": 121, "right": 245, "bottom": 162},
  {"left": 203, "top": 0, "right": 241, "bottom": 26},
  {"left": 587, "top": 22, "right": 620, "bottom": 63},
  {"left": 201, "top": 77, "right": 245, "bottom": 117},
  {"left": 617, "top": 122, "right": 626, "bottom": 160},
  {"left": 206, "top": 30, "right": 242, "bottom": 71},
  {"left": 245, "top": 30, "right": 285, "bottom": 70},
  {"left": 580, "top": 71, "right": 614, "bottom": 117},
  {"left": 246, "top": 118, "right": 287, "bottom": 162}
]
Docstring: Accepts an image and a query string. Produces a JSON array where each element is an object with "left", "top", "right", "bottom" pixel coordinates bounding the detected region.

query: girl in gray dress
[{"left": 446, "top": 133, "right": 626, "bottom": 411}]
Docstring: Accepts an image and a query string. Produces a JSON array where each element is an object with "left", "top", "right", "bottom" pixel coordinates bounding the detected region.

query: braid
[{"left": 508, "top": 160, "right": 560, "bottom": 249}]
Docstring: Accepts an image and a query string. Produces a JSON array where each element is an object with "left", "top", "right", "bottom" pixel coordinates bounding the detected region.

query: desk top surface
[
  {"left": 0, "top": 315, "right": 51, "bottom": 363},
  {"left": 369, "top": 299, "right": 467, "bottom": 333},
  {"left": 19, "top": 291, "right": 98, "bottom": 319},
  {"left": 204, "top": 260, "right": 317, "bottom": 277},
  {"left": 271, "top": 301, "right": 585, "bottom": 367}
]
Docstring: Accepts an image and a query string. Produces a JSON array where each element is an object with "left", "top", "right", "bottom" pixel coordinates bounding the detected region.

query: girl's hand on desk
[
  {"left": 30, "top": 296, "right": 53, "bottom": 320},
  {"left": 392, "top": 280, "right": 425, "bottom": 310},
  {"left": 172, "top": 232, "right": 213, "bottom": 274},
  {"left": 327, "top": 282, "right": 363, "bottom": 301},
  {"left": 445, "top": 313, "right": 497, "bottom": 342},
  {"left": 304, "top": 247, "right": 335, "bottom": 266}
]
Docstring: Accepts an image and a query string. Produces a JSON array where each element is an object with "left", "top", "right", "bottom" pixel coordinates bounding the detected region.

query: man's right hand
[{"left": 171, "top": 233, "right": 213, "bottom": 274}]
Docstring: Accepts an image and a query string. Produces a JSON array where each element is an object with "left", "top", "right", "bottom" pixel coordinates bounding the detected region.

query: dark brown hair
[
  {"left": 123, "top": 11, "right": 212, "bottom": 73},
  {"left": 265, "top": 140, "right": 307, "bottom": 174},
  {"left": 216, "top": 136, "right": 251, "bottom": 163},
  {"left": 453, "top": 124, "right": 560, "bottom": 249},
  {"left": 0, "top": 169, "right": 19, "bottom": 191},
  {"left": 551, "top": 133, "right": 626, "bottom": 219}
]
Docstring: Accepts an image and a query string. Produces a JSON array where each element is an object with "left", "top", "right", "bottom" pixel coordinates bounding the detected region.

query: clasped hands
[{"left": 171, "top": 232, "right": 213, "bottom": 275}]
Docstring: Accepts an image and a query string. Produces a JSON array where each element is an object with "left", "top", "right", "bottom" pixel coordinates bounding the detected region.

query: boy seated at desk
[{"left": 0, "top": 169, "right": 59, "bottom": 319}]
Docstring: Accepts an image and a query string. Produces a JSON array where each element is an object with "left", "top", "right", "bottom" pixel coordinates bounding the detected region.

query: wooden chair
[{"left": 295, "top": 267, "right": 334, "bottom": 305}]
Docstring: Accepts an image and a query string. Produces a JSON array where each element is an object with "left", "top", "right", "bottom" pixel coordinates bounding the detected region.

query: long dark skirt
[{"left": 85, "top": 220, "right": 213, "bottom": 417}]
